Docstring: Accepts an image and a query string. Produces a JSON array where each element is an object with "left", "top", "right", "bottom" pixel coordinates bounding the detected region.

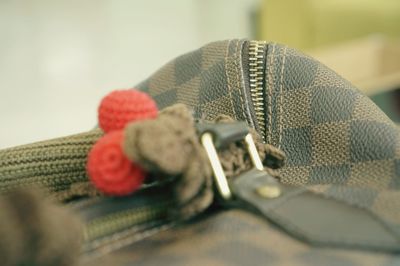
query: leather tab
[
  {"left": 231, "top": 169, "right": 400, "bottom": 252},
  {"left": 196, "top": 122, "right": 249, "bottom": 149}
]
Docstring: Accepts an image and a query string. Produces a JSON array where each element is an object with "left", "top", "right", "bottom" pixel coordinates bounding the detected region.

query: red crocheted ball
[
  {"left": 98, "top": 90, "right": 158, "bottom": 133},
  {"left": 86, "top": 130, "right": 145, "bottom": 196}
]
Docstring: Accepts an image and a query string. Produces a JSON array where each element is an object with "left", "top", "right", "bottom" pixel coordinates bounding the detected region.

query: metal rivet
[{"left": 256, "top": 185, "right": 281, "bottom": 199}]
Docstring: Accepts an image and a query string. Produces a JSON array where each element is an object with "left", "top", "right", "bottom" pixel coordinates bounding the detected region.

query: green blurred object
[
  {"left": 258, "top": 0, "right": 400, "bottom": 50},
  {"left": 370, "top": 88, "right": 400, "bottom": 123}
]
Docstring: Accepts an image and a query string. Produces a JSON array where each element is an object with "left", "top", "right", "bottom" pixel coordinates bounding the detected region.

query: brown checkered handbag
[{"left": 1, "top": 39, "right": 400, "bottom": 266}]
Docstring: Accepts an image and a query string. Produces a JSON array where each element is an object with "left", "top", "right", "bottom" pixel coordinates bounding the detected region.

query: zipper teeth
[
  {"left": 248, "top": 40, "right": 267, "bottom": 140},
  {"left": 83, "top": 203, "right": 170, "bottom": 242},
  {"left": 83, "top": 222, "right": 173, "bottom": 258}
]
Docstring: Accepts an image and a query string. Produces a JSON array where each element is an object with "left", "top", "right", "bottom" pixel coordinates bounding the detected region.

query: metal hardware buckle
[{"left": 199, "top": 123, "right": 264, "bottom": 200}]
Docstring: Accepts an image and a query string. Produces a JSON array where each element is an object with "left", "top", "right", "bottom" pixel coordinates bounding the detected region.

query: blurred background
[{"left": 1, "top": 0, "right": 399, "bottom": 148}]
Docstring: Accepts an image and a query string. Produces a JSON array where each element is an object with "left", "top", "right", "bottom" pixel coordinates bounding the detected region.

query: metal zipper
[
  {"left": 83, "top": 221, "right": 173, "bottom": 259},
  {"left": 73, "top": 186, "right": 175, "bottom": 255},
  {"left": 248, "top": 40, "right": 267, "bottom": 141},
  {"left": 83, "top": 203, "right": 170, "bottom": 242}
]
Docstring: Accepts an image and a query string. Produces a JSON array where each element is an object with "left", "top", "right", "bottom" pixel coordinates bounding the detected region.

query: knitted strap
[
  {"left": 0, "top": 129, "right": 103, "bottom": 196},
  {"left": 0, "top": 105, "right": 284, "bottom": 207}
]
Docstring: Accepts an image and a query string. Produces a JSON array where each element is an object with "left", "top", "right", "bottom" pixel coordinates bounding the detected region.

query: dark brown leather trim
[{"left": 232, "top": 169, "right": 400, "bottom": 252}]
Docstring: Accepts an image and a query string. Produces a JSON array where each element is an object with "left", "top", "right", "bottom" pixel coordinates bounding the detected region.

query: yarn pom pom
[
  {"left": 98, "top": 89, "right": 158, "bottom": 133},
  {"left": 86, "top": 130, "right": 145, "bottom": 196}
]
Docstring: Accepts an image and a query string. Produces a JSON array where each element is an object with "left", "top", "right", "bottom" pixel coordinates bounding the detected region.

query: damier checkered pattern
[
  {"left": 263, "top": 43, "right": 400, "bottom": 236},
  {"left": 138, "top": 40, "right": 400, "bottom": 208},
  {"left": 135, "top": 39, "right": 400, "bottom": 263},
  {"left": 87, "top": 210, "right": 397, "bottom": 266},
  {"left": 137, "top": 40, "right": 250, "bottom": 123},
  {"left": 266, "top": 43, "right": 398, "bottom": 184}
]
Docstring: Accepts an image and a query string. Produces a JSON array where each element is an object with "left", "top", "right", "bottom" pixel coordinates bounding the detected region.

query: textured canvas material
[
  {"left": 138, "top": 40, "right": 250, "bottom": 123},
  {"left": 86, "top": 210, "right": 400, "bottom": 266},
  {"left": 260, "top": 43, "right": 400, "bottom": 237},
  {"left": 137, "top": 40, "right": 400, "bottom": 227},
  {"left": 0, "top": 39, "right": 399, "bottom": 265},
  {"left": 133, "top": 39, "right": 400, "bottom": 264}
]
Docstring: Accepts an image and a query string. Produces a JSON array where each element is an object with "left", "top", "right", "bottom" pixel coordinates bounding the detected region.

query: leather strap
[{"left": 231, "top": 168, "right": 400, "bottom": 252}]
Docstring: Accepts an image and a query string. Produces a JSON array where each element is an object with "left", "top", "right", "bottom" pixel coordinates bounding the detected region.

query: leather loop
[{"left": 231, "top": 169, "right": 400, "bottom": 252}]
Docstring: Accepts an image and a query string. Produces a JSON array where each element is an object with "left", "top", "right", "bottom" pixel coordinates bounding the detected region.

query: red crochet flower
[
  {"left": 98, "top": 90, "right": 158, "bottom": 133},
  {"left": 86, "top": 130, "right": 145, "bottom": 196}
]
